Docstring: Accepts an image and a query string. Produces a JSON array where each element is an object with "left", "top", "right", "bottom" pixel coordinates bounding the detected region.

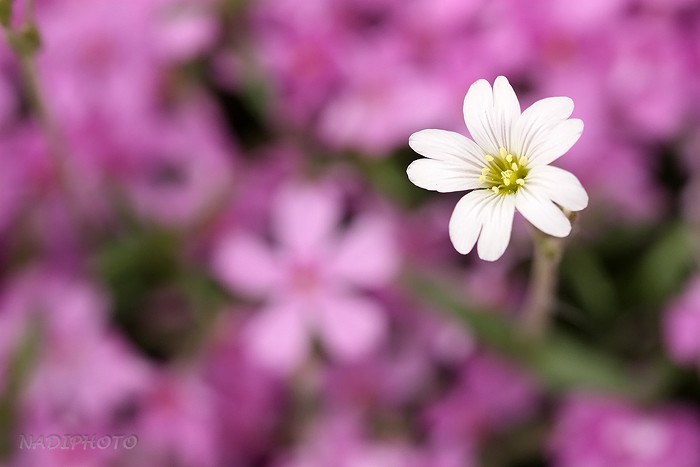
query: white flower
[{"left": 407, "top": 76, "right": 588, "bottom": 261}]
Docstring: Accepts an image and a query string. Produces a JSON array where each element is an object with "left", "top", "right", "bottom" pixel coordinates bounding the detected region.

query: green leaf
[
  {"left": 0, "top": 0, "right": 12, "bottom": 28},
  {"left": 406, "top": 273, "right": 657, "bottom": 400},
  {"left": 631, "top": 224, "right": 694, "bottom": 306},
  {"left": 0, "top": 319, "right": 41, "bottom": 459},
  {"left": 562, "top": 248, "right": 618, "bottom": 318}
]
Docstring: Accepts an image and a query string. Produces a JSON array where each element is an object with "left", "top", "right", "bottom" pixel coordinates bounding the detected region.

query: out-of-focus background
[{"left": 2, "top": 0, "right": 700, "bottom": 465}]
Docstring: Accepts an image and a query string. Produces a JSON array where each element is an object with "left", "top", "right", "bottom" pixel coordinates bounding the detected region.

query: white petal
[
  {"left": 463, "top": 79, "right": 499, "bottom": 155},
  {"left": 408, "top": 129, "right": 486, "bottom": 168},
  {"left": 526, "top": 165, "right": 589, "bottom": 211},
  {"left": 463, "top": 77, "right": 521, "bottom": 156},
  {"left": 527, "top": 119, "right": 584, "bottom": 166},
  {"left": 492, "top": 76, "right": 521, "bottom": 150},
  {"left": 515, "top": 188, "right": 572, "bottom": 238},
  {"left": 477, "top": 194, "right": 516, "bottom": 261},
  {"left": 514, "top": 96, "right": 575, "bottom": 159},
  {"left": 449, "top": 189, "right": 498, "bottom": 255},
  {"left": 407, "top": 159, "right": 482, "bottom": 192}
]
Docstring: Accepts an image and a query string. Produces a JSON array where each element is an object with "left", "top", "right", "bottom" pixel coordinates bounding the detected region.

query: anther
[
  {"left": 485, "top": 155, "right": 494, "bottom": 162},
  {"left": 516, "top": 178, "right": 525, "bottom": 186},
  {"left": 479, "top": 175, "right": 486, "bottom": 183},
  {"left": 511, "top": 163, "right": 518, "bottom": 171},
  {"left": 503, "top": 179, "right": 511, "bottom": 186},
  {"left": 482, "top": 167, "right": 490, "bottom": 175},
  {"left": 499, "top": 147, "right": 507, "bottom": 158},
  {"left": 506, "top": 154, "right": 513, "bottom": 163},
  {"left": 519, "top": 156, "right": 528, "bottom": 166},
  {"left": 491, "top": 186, "right": 499, "bottom": 194}
]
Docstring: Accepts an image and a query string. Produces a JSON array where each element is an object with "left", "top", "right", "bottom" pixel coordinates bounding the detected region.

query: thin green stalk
[{"left": 520, "top": 213, "right": 576, "bottom": 338}]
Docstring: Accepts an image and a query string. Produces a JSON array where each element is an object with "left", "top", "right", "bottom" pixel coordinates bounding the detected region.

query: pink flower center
[{"left": 289, "top": 261, "right": 322, "bottom": 295}]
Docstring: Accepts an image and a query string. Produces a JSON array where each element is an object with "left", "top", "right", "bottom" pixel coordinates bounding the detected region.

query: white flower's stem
[{"left": 520, "top": 212, "right": 576, "bottom": 338}]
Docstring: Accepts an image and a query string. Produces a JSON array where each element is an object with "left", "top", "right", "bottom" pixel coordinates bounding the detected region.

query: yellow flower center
[{"left": 479, "top": 147, "right": 529, "bottom": 195}]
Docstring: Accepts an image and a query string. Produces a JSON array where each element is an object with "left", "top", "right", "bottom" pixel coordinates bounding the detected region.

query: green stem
[{"left": 520, "top": 216, "right": 575, "bottom": 338}]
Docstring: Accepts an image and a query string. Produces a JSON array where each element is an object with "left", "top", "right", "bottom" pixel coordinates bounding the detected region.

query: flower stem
[{"left": 520, "top": 214, "right": 575, "bottom": 338}]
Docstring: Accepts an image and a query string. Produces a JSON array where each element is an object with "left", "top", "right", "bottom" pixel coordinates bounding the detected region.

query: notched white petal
[
  {"left": 522, "top": 96, "right": 574, "bottom": 124},
  {"left": 477, "top": 194, "right": 516, "bottom": 261},
  {"left": 407, "top": 159, "right": 481, "bottom": 193},
  {"left": 493, "top": 76, "right": 521, "bottom": 117},
  {"left": 408, "top": 129, "right": 486, "bottom": 169},
  {"left": 515, "top": 189, "right": 572, "bottom": 238},
  {"left": 492, "top": 76, "right": 521, "bottom": 150},
  {"left": 527, "top": 165, "right": 589, "bottom": 211},
  {"left": 515, "top": 97, "right": 576, "bottom": 158},
  {"left": 449, "top": 190, "right": 496, "bottom": 255},
  {"left": 527, "top": 118, "right": 584, "bottom": 166},
  {"left": 463, "top": 79, "right": 500, "bottom": 155}
]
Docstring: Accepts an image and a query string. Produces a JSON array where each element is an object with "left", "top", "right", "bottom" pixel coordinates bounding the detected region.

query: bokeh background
[{"left": 2, "top": 0, "right": 700, "bottom": 465}]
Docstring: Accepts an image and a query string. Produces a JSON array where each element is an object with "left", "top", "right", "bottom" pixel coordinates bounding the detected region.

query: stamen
[{"left": 480, "top": 149, "right": 529, "bottom": 194}]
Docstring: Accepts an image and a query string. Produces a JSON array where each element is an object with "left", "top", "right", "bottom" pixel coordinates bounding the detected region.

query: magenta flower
[
  {"left": 550, "top": 395, "right": 700, "bottom": 467},
  {"left": 212, "top": 182, "right": 398, "bottom": 374},
  {"left": 663, "top": 277, "right": 700, "bottom": 366},
  {"left": 133, "top": 371, "right": 218, "bottom": 467},
  {"left": 0, "top": 270, "right": 150, "bottom": 430}
]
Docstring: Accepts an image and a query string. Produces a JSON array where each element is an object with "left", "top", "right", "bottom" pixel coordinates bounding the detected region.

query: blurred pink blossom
[
  {"left": 128, "top": 371, "right": 219, "bottom": 467},
  {"left": 0, "top": 269, "right": 151, "bottom": 431},
  {"left": 276, "top": 412, "right": 425, "bottom": 467},
  {"left": 663, "top": 277, "right": 700, "bottom": 366},
  {"left": 425, "top": 353, "right": 539, "bottom": 445},
  {"left": 203, "top": 314, "right": 284, "bottom": 465},
  {"left": 550, "top": 395, "right": 700, "bottom": 467},
  {"left": 213, "top": 182, "right": 398, "bottom": 374}
]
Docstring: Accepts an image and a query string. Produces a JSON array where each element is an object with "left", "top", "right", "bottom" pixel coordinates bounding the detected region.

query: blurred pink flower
[
  {"left": 0, "top": 269, "right": 151, "bottom": 430},
  {"left": 606, "top": 16, "right": 694, "bottom": 140},
  {"left": 425, "top": 353, "right": 539, "bottom": 445},
  {"left": 317, "top": 37, "right": 456, "bottom": 156},
  {"left": 128, "top": 371, "right": 218, "bottom": 467},
  {"left": 124, "top": 104, "right": 236, "bottom": 227},
  {"left": 203, "top": 314, "right": 285, "bottom": 465},
  {"left": 663, "top": 277, "right": 700, "bottom": 366},
  {"left": 276, "top": 412, "right": 424, "bottom": 467},
  {"left": 550, "top": 395, "right": 700, "bottom": 467},
  {"left": 213, "top": 182, "right": 398, "bottom": 374},
  {"left": 37, "top": 0, "right": 159, "bottom": 130}
]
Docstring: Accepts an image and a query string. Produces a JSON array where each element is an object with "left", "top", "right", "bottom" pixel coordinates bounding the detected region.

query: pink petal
[
  {"left": 211, "top": 234, "right": 282, "bottom": 299},
  {"left": 271, "top": 183, "right": 342, "bottom": 255},
  {"left": 317, "top": 293, "right": 386, "bottom": 361},
  {"left": 329, "top": 216, "right": 398, "bottom": 289},
  {"left": 243, "top": 302, "right": 309, "bottom": 375}
]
